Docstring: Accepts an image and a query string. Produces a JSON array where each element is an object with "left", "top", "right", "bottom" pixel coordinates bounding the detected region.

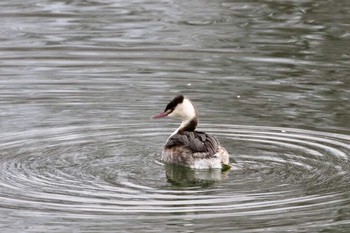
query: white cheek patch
[{"left": 168, "top": 103, "right": 183, "bottom": 118}]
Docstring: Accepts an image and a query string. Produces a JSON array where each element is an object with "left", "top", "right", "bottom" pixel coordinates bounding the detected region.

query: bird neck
[
  {"left": 168, "top": 117, "right": 198, "bottom": 139},
  {"left": 178, "top": 117, "right": 198, "bottom": 133}
]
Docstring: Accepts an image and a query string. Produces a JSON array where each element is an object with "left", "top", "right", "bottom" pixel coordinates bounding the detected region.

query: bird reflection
[{"left": 164, "top": 164, "right": 230, "bottom": 187}]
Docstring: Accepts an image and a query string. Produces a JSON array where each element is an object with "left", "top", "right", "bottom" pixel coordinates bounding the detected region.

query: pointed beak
[{"left": 152, "top": 111, "right": 168, "bottom": 119}]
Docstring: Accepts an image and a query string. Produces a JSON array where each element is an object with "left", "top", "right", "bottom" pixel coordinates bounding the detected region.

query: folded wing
[{"left": 165, "top": 131, "right": 220, "bottom": 156}]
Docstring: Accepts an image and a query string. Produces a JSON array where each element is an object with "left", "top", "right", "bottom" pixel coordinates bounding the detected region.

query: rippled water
[{"left": 1, "top": 0, "right": 350, "bottom": 232}]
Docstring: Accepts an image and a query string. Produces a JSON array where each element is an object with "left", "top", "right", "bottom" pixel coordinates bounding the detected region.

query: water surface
[{"left": 0, "top": 0, "right": 350, "bottom": 232}]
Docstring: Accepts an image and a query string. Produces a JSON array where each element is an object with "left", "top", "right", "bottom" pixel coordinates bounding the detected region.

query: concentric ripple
[{"left": 0, "top": 123, "right": 349, "bottom": 232}]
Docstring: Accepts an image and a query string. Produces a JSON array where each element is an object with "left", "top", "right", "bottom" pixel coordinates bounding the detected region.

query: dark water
[{"left": 1, "top": 0, "right": 350, "bottom": 232}]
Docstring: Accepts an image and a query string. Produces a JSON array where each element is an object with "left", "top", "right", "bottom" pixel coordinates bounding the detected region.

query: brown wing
[{"left": 164, "top": 131, "right": 220, "bottom": 156}]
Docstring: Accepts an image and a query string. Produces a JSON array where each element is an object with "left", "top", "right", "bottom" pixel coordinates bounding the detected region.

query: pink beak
[{"left": 152, "top": 112, "right": 168, "bottom": 119}]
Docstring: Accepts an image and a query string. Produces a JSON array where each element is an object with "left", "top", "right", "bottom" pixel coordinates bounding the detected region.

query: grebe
[{"left": 153, "top": 95, "right": 230, "bottom": 169}]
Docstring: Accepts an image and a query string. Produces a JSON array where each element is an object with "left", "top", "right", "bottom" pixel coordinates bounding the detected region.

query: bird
[{"left": 152, "top": 95, "right": 230, "bottom": 170}]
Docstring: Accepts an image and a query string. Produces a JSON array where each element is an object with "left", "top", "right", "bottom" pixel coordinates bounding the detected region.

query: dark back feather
[{"left": 165, "top": 131, "right": 220, "bottom": 156}]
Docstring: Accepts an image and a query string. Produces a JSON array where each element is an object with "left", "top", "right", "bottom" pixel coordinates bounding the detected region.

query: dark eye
[{"left": 165, "top": 108, "right": 174, "bottom": 114}]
